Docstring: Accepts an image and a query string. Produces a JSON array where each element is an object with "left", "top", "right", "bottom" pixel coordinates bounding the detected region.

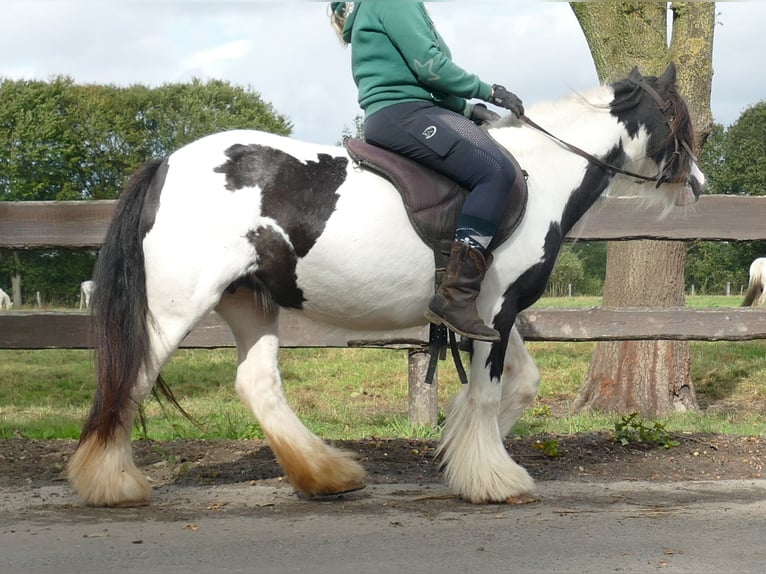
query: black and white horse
[
  {"left": 741, "top": 258, "right": 766, "bottom": 307},
  {"left": 68, "top": 64, "right": 704, "bottom": 506}
]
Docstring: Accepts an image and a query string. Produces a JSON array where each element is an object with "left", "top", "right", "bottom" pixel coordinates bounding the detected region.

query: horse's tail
[
  {"left": 741, "top": 272, "right": 762, "bottom": 307},
  {"left": 78, "top": 159, "right": 166, "bottom": 446}
]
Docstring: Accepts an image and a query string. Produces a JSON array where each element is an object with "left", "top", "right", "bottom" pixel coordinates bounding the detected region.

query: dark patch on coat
[
  {"left": 214, "top": 144, "right": 348, "bottom": 308},
  {"left": 245, "top": 226, "right": 304, "bottom": 308},
  {"left": 138, "top": 158, "right": 169, "bottom": 237},
  {"left": 485, "top": 148, "right": 622, "bottom": 381}
]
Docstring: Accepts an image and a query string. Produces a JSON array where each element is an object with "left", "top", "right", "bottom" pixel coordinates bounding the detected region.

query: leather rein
[{"left": 518, "top": 80, "right": 695, "bottom": 188}]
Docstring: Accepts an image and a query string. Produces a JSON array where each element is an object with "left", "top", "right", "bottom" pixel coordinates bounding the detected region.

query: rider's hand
[
  {"left": 490, "top": 85, "right": 524, "bottom": 118},
  {"left": 470, "top": 103, "right": 501, "bottom": 125}
]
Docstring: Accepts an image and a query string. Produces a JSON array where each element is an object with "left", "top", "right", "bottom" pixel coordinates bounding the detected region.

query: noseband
[{"left": 519, "top": 80, "right": 694, "bottom": 187}]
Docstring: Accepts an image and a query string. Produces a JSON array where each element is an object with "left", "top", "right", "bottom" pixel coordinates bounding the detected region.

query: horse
[
  {"left": 0, "top": 288, "right": 11, "bottom": 310},
  {"left": 79, "top": 280, "right": 94, "bottom": 311},
  {"left": 741, "top": 258, "right": 766, "bottom": 306},
  {"left": 68, "top": 63, "right": 704, "bottom": 506}
]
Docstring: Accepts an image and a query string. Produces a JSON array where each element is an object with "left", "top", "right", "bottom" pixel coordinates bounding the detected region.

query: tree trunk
[
  {"left": 571, "top": 2, "right": 715, "bottom": 416},
  {"left": 574, "top": 241, "right": 698, "bottom": 415},
  {"left": 11, "top": 273, "right": 22, "bottom": 306}
]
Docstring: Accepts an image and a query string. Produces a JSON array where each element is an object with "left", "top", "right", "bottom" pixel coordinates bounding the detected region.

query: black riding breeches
[{"left": 363, "top": 101, "right": 518, "bottom": 230}]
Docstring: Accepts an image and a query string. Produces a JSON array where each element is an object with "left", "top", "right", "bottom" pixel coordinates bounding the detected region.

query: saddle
[
  {"left": 344, "top": 137, "right": 528, "bottom": 272},
  {"left": 345, "top": 137, "right": 529, "bottom": 384}
]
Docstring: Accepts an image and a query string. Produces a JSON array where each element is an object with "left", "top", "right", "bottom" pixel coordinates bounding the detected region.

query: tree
[
  {"left": 546, "top": 245, "right": 585, "bottom": 297},
  {"left": 340, "top": 113, "right": 365, "bottom": 143},
  {"left": 719, "top": 101, "right": 766, "bottom": 196},
  {"left": 687, "top": 103, "right": 766, "bottom": 295},
  {"left": 571, "top": 2, "right": 715, "bottom": 417}
]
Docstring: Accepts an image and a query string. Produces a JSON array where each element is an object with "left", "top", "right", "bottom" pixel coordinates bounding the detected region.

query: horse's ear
[
  {"left": 628, "top": 67, "right": 643, "bottom": 82},
  {"left": 658, "top": 62, "right": 677, "bottom": 87}
]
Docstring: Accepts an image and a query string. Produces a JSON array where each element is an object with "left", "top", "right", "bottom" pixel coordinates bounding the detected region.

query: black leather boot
[{"left": 424, "top": 241, "right": 500, "bottom": 342}]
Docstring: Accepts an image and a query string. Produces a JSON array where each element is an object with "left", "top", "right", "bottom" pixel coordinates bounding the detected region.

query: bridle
[{"left": 518, "top": 80, "right": 696, "bottom": 188}]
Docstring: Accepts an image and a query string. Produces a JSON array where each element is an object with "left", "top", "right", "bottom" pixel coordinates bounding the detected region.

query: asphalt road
[{"left": 2, "top": 479, "right": 764, "bottom": 574}]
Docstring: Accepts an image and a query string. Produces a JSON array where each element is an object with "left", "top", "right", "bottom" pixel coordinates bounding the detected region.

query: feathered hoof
[
  {"left": 269, "top": 435, "right": 367, "bottom": 498},
  {"left": 67, "top": 435, "right": 151, "bottom": 507},
  {"left": 445, "top": 461, "right": 537, "bottom": 505}
]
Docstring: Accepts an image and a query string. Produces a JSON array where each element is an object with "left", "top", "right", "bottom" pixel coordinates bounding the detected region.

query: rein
[
  {"left": 518, "top": 114, "right": 661, "bottom": 184},
  {"left": 518, "top": 79, "right": 694, "bottom": 187}
]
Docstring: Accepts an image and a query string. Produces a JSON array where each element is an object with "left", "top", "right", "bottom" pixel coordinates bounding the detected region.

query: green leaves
[
  {"left": 0, "top": 77, "right": 292, "bottom": 203},
  {"left": 614, "top": 413, "right": 679, "bottom": 449},
  {"left": 720, "top": 101, "right": 766, "bottom": 196}
]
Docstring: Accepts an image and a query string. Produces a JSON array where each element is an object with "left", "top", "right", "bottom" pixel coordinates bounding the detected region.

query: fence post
[{"left": 407, "top": 349, "right": 438, "bottom": 427}]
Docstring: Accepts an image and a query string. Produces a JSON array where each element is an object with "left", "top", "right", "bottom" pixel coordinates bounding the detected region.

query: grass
[{"left": 1, "top": 296, "right": 764, "bottom": 440}]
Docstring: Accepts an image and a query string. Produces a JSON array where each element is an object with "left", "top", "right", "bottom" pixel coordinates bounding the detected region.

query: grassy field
[{"left": 1, "top": 295, "right": 764, "bottom": 440}]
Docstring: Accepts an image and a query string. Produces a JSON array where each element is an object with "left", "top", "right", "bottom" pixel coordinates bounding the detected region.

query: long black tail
[{"left": 80, "top": 159, "right": 166, "bottom": 444}]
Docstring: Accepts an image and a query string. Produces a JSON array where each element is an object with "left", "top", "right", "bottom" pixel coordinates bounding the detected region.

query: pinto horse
[
  {"left": 741, "top": 258, "right": 766, "bottom": 307},
  {"left": 0, "top": 288, "right": 11, "bottom": 310},
  {"left": 68, "top": 64, "right": 704, "bottom": 506}
]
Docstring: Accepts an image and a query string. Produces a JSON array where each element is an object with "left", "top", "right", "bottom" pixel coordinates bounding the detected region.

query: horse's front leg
[
  {"left": 216, "top": 289, "right": 366, "bottom": 497},
  {"left": 438, "top": 337, "right": 535, "bottom": 504}
]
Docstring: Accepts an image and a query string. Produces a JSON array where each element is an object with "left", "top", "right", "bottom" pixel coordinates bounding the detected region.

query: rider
[{"left": 330, "top": 2, "right": 524, "bottom": 342}]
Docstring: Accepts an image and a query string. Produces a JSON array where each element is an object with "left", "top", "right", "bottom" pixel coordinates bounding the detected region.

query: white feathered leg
[
  {"left": 438, "top": 337, "right": 535, "bottom": 503},
  {"left": 497, "top": 326, "right": 541, "bottom": 437},
  {"left": 216, "top": 288, "right": 366, "bottom": 496}
]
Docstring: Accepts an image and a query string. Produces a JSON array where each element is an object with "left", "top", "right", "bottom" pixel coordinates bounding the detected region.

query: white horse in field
[
  {"left": 79, "top": 280, "right": 94, "bottom": 310},
  {"left": 0, "top": 288, "right": 11, "bottom": 309},
  {"left": 741, "top": 258, "right": 766, "bottom": 306},
  {"left": 68, "top": 64, "right": 704, "bottom": 507}
]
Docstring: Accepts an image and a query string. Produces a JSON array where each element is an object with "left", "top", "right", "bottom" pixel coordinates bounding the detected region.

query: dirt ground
[{"left": 1, "top": 432, "right": 763, "bottom": 493}]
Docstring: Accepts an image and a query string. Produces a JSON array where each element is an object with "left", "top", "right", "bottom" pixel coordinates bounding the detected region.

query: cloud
[
  {"left": 0, "top": 1, "right": 763, "bottom": 145},
  {"left": 181, "top": 39, "right": 253, "bottom": 76}
]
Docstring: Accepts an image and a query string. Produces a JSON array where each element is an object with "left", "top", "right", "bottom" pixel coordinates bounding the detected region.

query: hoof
[
  {"left": 503, "top": 493, "right": 540, "bottom": 505},
  {"left": 299, "top": 481, "right": 367, "bottom": 499}
]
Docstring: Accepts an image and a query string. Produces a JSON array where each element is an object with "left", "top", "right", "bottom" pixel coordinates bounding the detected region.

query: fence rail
[{"left": 2, "top": 197, "right": 766, "bottom": 425}]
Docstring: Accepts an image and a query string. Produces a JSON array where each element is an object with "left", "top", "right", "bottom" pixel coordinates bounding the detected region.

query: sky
[{"left": 0, "top": 1, "right": 763, "bottom": 146}]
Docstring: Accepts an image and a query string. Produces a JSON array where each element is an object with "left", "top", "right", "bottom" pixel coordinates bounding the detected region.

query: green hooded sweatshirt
[{"left": 340, "top": 2, "right": 494, "bottom": 117}]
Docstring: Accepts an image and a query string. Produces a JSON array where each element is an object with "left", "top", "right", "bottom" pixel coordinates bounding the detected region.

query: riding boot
[{"left": 424, "top": 241, "right": 500, "bottom": 342}]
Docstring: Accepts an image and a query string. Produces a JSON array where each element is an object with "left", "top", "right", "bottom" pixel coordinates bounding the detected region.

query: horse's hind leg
[
  {"left": 215, "top": 287, "right": 366, "bottom": 496},
  {"left": 67, "top": 316, "right": 193, "bottom": 506}
]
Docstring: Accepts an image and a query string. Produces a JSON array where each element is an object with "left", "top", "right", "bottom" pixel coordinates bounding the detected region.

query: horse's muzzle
[{"left": 675, "top": 184, "right": 699, "bottom": 207}]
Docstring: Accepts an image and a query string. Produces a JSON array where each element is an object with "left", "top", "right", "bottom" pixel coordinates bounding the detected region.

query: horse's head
[{"left": 610, "top": 63, "right": 705, "bottom": 208}]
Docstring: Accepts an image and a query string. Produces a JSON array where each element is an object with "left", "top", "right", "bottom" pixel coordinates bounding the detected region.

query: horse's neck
[
  {"left": 491, "top": 86, "right": 627, "bottom": 208},
  {"left": 494, "top": 86, "right": 618, "bottom": 157}
]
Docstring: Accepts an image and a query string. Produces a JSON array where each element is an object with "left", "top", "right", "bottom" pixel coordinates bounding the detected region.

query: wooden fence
[{"left": 2, "top": 196, "right": 766, "bottom": 425}]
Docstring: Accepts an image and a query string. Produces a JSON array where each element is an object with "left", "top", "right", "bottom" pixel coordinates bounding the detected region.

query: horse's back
[
  {"left": 750, "top": 257, "right": 766, "bottom": 275},
  {"left": 170, "top": 130, "right": 346, "bottom": 167}
]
